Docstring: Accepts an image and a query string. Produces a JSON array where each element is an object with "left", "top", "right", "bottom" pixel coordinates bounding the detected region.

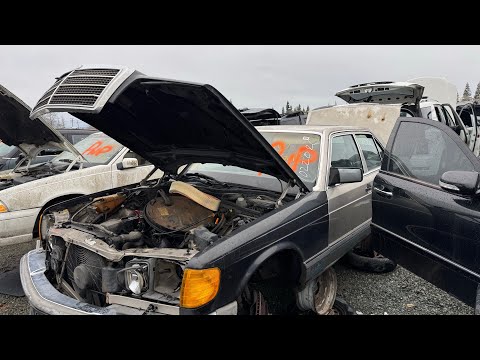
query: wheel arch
[
  {"left": 32, "top": 193, "right": 85, "bottom": 237},
  {"left": 234, "top": 242, "right": 306, "bottom": 300}
]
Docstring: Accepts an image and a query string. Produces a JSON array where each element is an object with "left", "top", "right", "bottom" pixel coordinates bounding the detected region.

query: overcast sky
[{"left": 1, "top": 45, "right": 479, "bottom": 113}]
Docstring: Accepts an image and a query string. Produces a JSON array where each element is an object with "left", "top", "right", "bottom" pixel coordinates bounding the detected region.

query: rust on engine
[
  {"left": 145, "top": 195, "right": 214, "bottom": 231},
  {"left": 94, "top": 193, "right": 127, "bottom": 214}
]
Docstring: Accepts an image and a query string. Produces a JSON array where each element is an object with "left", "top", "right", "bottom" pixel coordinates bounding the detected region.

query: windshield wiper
[{"left": 182, "top": 173, "right": 230, "bottom": 187}]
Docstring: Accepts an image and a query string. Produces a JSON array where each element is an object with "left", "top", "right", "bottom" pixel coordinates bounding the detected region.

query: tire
[
  {"left": 329, "top": 296, "right": 356, "bottom": 315},
  {"left": 346, "top": 250, "right": 397, "bottom": 274}
]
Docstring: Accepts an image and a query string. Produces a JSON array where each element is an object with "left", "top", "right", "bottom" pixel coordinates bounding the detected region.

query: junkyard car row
[{"left": 0, "top": 65, "right": 478, "bottom": 315}]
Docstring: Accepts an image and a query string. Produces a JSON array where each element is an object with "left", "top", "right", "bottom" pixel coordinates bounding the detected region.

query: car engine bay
[
  {"left": 0, "top": 161, "right": 78, "bottom": 190},
  {"left": 42, "top": 176, "right": 292, "bottom": 308}
]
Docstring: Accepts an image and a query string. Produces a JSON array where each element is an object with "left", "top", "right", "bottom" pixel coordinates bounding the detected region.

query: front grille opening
[
  {"left": 70, "top": 69, "right": 120, "bottom": 77},
  {"left": 50, "top": 95, "right": 98, "bottom": 106},
  {"left": 63, "top": 77, "right": 112, "bottom": 85},
  {"left": 55, "top": 85, "right": 105, "bottom": 95}
]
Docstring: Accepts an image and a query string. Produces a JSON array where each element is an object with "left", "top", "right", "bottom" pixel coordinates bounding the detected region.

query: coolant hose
[
  {"left": 109, "top": 231, "right": 142, "bottom": 246},
  {"left": 122, "top": 239, "right": 144, "bottom": 250}
]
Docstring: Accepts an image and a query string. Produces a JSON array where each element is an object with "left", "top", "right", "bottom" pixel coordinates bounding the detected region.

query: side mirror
[
  {"left": 328, "top": 167, "right": 363, "bottom": 186},
  {"left": 439, "top": 171, "right": 479, "bottom": 195},
  {"left": 117, "top": 158, "right": 138, "bottom": 170}
]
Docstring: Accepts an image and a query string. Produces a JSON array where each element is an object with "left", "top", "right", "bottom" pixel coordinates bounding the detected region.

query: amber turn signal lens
[
  {"left": 0, "top": 202, "right": 8, "bottom": 213},
  {"left": 180, "top": 268, "right": 221, "bottom": 309}
]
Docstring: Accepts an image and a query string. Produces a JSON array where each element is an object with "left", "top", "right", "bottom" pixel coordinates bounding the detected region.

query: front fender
[{"left": 235, "top": 242, "right": 305, "bottom": 299}]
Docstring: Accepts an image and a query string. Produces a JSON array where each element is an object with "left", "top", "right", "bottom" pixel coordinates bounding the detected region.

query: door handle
[
  {"left": 365, "top": 183, "right": 372, "bottom": 192},
  {"left": 374, "top": 187, "right": 393, "bottom": 198}
]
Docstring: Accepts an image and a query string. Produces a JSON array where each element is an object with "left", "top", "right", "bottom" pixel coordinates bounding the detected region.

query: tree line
[
  {"left": 281, "top": 101, "right": 310, "bottom": 116},
  {"left": 459, "top": 82, "right": 480, "bottom": 102}
]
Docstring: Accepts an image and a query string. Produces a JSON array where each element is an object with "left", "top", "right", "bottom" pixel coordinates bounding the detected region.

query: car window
[
  {"left": 355, "top": 134, "right": 382, "bottom": 172},
  {"left": 434, "top": 105, "right": 445, "bottom": 123},
  {"left": 71, "top": 134, "right": 90, "bottom": 144},
  {"left": 420, "top": 106, "right": 433, "bottom": 120},
  {"left": 374, "top": 139, "right": 384, "bottom": 160},
  {"left": 457, "top": 106, "right": 474, "bottom": 128},
  {"left": 388, "top": 122, "right": 474, "bottom": 185},
  {"left": 331, "top": 135, "right": 362, "bottom": 170},
  {"left": 0, "top": 141, "right": 15, "bottom": 157},
  {"left": 123, "top": 150, "right": 150, "bottom": 166},
  {"left": 400, "top": 110, "right": 413, "bottom": 117},
  {"left": 441, "top": 106, "right": 455, "bottom": 127}
]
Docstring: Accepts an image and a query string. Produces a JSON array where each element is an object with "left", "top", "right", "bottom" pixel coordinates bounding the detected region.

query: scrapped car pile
[{"left": 0, "top": 66, "right": 479, "bottom": 315}]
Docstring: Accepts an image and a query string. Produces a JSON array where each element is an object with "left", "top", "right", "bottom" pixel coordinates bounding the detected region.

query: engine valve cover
[{"left": 145, "top": 195, "right": 214, "bottom": 231}]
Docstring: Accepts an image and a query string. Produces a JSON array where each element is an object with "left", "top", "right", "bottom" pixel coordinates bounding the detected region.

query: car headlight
[
  {"left": 39, "top": 214, "right": 54, "bottom": 241},
  {"left": 125, "top": 261, "right": 149, "bottom": 295},
  {"left": 0, "top": 201, "right": 8, "bottom": 213},
  {"left": 180, "top": 268, "right": 220, "bottom": 308}
]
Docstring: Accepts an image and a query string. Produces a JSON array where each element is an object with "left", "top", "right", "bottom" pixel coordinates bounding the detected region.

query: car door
[
  {"left": 111, "top": 149, "right": 162, "bottom": 188},
  {"left": 372, "top": 117, "right": 480, "bottom": 307},
  {"left": 326, "top": 132, "right": 375, "bottom": 244}
]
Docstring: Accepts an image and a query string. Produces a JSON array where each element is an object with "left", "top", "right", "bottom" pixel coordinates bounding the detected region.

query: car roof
[{"left": 257, "top": 124, "right": 373, "bottom": 136}]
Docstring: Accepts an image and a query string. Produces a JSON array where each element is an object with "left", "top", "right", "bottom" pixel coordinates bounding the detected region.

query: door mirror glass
[
  {"left": 329, "top": 167, "right": 363, "bottom": 186},
  {"left": 117, "top": 158, "right": 138, "bottom": 170},
  {"left": 439, "top": 171, "right": 479, "bottom": 195}
]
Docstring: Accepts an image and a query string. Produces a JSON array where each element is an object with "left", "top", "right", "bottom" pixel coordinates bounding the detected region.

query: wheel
[
  {"left": 296, "top": 267, "right": 337, "bottom": 315},
  {"left": 238, "top": 285, "right": 270, "bottom": 315},
  {"left": 328, "top": 296, "right": 355, "bottom": 315}
]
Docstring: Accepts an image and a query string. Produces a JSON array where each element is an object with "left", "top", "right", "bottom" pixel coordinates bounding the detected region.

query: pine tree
[
  {"left": 281, "top": 107, "right": 285, "bottom": 116},
  {"left": 306, "top": 106, "right": 310, "bottom": 112},
  {"left": 457, "top": 91, "right": 460, "bottom": 103},
  {"left": 474, "top": 82, "right": 480, "bottom": 101},
  {"left": 286, "top": 101, "right": 291, "bottom": 114},
  {"left": 463, "top": 83, "right": 472, "bottom": 101}
]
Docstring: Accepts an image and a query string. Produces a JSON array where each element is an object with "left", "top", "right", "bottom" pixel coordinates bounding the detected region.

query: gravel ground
[
  {"left": 0, "top": 242, "right": 474, "bottom": 315},
  {"left": 0, "top": 241, "right": 34, "bottom": 315},
  {"left": 335, "top": 262, "right": 473, "bottom": 315}
]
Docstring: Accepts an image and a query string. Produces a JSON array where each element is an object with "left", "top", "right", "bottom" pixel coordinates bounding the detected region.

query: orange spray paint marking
[
  {"left": 82, "top": 141, "right": 113, "bottom": 156},
  {"left": 257, "top": 140, "right": 318, "bottom": 175}
]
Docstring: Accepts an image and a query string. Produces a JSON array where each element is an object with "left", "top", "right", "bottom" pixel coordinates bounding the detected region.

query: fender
[{"left": 234, "top": 241, "right": 306, "bottom": 299}]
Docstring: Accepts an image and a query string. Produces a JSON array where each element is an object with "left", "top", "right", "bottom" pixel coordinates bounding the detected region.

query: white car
[{"left": 0, "top": 85, "right": 161, "bottom": 246}]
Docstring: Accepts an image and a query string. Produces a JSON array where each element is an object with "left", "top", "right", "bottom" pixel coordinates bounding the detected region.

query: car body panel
[{"left": 372, "top": 116, "right": 480, "bottom": 307}]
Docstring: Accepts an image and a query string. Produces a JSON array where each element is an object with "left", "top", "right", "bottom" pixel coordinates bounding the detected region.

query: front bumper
[
  {"left": 0, "top": 207, "right": 39, "bottom": 246},
  {"left": 20, "top": 249, "right": 237, "bottom": 315}
]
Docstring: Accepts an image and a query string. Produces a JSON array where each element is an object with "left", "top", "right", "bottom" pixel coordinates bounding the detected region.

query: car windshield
[
  {"left": 188, "top": 132, "right": 321, "bottom": 189},
  {"left": 0, "top": 141, "right": 15, "bottom": 157},
  {"left": 52, "top": 132, "right": 123, "bottom": 165}
]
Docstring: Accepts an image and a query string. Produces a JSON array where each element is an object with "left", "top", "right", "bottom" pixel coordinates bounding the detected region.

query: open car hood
[
  {"left": 307, "top": 103, "right": 400, "bottom": 145},
  {"left": 0, "top": 84, "right": 80, "bottom": 160},
  {"left": 408, "top": 77, "right": 457, "bottom": 109},
  {"left": 336, "top": 81, "right": 424, "bottom": 105},
  {"left": 30, "top": 65, "right": 309, "bottom": 192}
]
